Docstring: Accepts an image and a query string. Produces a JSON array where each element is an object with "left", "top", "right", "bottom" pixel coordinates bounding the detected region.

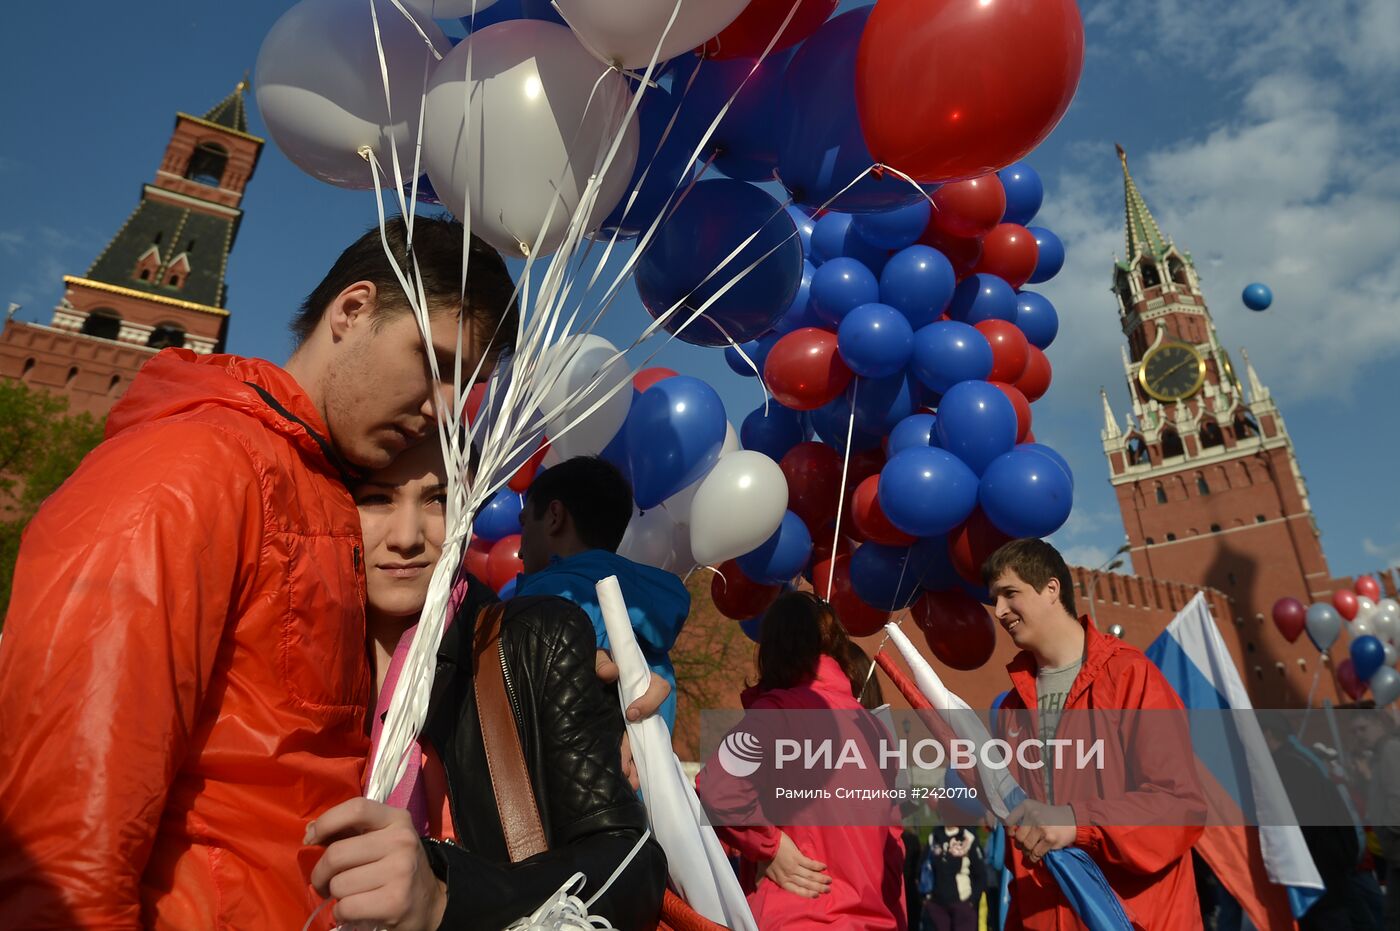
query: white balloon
[
  {"left": 1353, "top": 614, "right": 1377, "bottom": 639},
  {"left": 256, "top": 0, "right": 448, "bottom": 189},
  {"left": 1384, "top": 642, "right": 1398, "bottom": 668},
  {"left": 689, "top": 450, "right": 788, "bottom": 567},
  {"left": 1355, "top": 595, "right": 1377, "bottom": 622},
  {"left": 662, "top": 421, "right": 739, "bottom": 523},
  {"left": 1370, "top": 666, "right": 1400, "bottom": 706},
  {"left": 1374, "top": 604, "right": 1400, "bottom": 644},
  {"left": 553, "top": 0, "right": 751, "bottom": 69},
  {"left": 669, "top": 515, "right": 697, "bottom": 576},
  {"left": 423, "top": 21, "right": 639, "bottom": 257},
  {"left": 402, "top": 0, "right": 499, "bottom": 18},
  {"left": 617, "top": 505, "right": 679, "bottom": 571},
  {"left": 538, "top": 334, "right": 632, "bottom": 461}
]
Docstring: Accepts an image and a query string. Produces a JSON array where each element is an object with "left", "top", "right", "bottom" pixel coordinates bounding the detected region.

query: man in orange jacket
[
  {"left": 982, "top": 538, "right": 1206, "bottom": 931},
  {"left": 0, "top": 218, "right": 519, "bottom": 929}
]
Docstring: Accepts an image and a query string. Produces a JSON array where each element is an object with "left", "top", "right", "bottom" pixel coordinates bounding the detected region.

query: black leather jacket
[{"left": 419, "top": 578, "right": 666, "bottom": 930}]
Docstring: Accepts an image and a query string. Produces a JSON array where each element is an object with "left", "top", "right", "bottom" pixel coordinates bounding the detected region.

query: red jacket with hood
[
  {"left": 997, "top": 616, "right": 1205, "bottom": 931},
  {"left": 0, "top": 350, "right": 371, "bottom": 929}
]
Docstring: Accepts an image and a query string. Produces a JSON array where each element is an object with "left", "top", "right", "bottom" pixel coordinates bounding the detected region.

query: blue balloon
[
  {"left": 1014, "top": 290, "right": 1059, "bottom": 350},
  {"left": 998, "top": 162, "right": 1044, "bottom": 226},
  {"left": 1351, "top": 635, "right": 1386, "bottom": 683},
  {"left": 935, "top": 381, "right": 1018, "bottom": 475},
  {"left": 853, "top": 200, "right": 931, "bottom": 250},
  {"left": 475, "top": 488, "right": 524, "bottom": 542},
  {"left": 978, "top": 447, "right": 1074, "bottom": 538},
  {"left": 809, "top": 212, "right": 890, "bottom": 270},
  {"left": 625, "top": 376, "right": 728, "bottom": 508},
  {"left": 775, "top": 8, "right": 925, "bottom": 213},
  {"left": 458, "top": 0, "right": 565, "bottom": 33},
  {"left": 1242, "top": 282, "right": 1273, "bottom": 311},
  {"left": 879, "top": 245, "right": 957, "bottom": 329},
  {"left": 738, "top": 511, "right": 813, "bottom": 585},
  {"left": 741, "top": 403, "right": 806, "bottom": 461},
  {"left": 636, "top": 179, "right": 803, "bottom": 346},
  {"left": 670, "top": 49, "right": 796, "bottom": 182},
  {"left": 947, "top": 274, "right": 1018, "bottom": 325},
  {"left": 1027, "top": 227, "right": 1065, "bottom": 284},
  {"left": 1021, "top": 442, "right": 1073, "bottom": 490},
  {"left": 910, "top": 321, "right": 993, "bottom": 394},
  {"left": 773, "top": 261, "right": 820, "bottom": 335},
  {"left": 850, "top": 543, "right": 924, "bottom": 612},
  {"left": 888, "top": 413, "right": 938, "bottom": 456},
  {"left": 739, "top": 616, "right": 764, "bottom": 643},
  {"left": 910, "top": 535, "right": 962, "bottom": 592},
  {"left": 788, "top": 207, "right": 816, "bottom": 256},
  {"left": 878, "top": 447, "right": 979, "bottom": 537},
  {"left": 850, "top": 372, "right": 915, "bottom": 434},
  {"left": 838, "top": 303, "right": 914, "bottom": 378},
  {"left": 808, "top": 398, "right": 885, "bottom": 454},
  {"left": 598, "top": 394, "right": 635, "bottom": 480},
  {"left": 811, "top": 257, "right": 880, "bottom": 326},
  {"left": 726, "top": 341, "right": 761, "bottom": 377},
  {"left": 598, "top": 83, "right": 694, "bottom": 239}
]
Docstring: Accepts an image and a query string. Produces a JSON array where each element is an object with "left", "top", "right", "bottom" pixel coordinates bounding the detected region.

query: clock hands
[{"left": 1157, "top": 357, "right": 1195, "bottom": 381}]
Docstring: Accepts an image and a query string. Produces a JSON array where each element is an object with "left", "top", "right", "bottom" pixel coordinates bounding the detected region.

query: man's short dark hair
[
  {"left": 982, "top": 538, "right": 1078, "bottom": 616},
  {"left": 526, "top": 456, "right": 633, "bottom": 553},
  {"left": 292, "top": 215, "right": 518, "bottom": 358}
]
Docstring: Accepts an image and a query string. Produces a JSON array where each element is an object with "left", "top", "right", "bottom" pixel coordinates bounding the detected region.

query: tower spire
[
  {"left": 1116, "top": 144, "right": 1170, "bottom": 262},
  {"left": 201, "top": 77, "right": 250, "bottom": 134},
  {"left": 1101, "top": 387, "right": 1121, "bottom": 439},
  {"left": 1241, "top": 348, "right": 1270, "bottom": 402}
]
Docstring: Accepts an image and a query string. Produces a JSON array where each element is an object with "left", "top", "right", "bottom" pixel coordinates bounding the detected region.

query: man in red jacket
[{"left": 982, "top": 538, "right": 1206, "bottom": 931}]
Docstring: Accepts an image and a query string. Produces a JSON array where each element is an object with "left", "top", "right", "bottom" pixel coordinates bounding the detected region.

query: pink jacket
[{"left": 699, "top": 656, "right": 907, "bottom": 931}]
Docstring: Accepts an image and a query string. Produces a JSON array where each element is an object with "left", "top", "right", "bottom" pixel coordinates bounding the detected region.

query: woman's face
[{"left": 355, "top": 440, "right": 447, "bottom": 619}]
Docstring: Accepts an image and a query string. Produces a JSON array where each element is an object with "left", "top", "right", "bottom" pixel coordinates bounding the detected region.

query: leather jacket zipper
[{"left": 499, "top": 646, "right": 523, "bottom": 731}]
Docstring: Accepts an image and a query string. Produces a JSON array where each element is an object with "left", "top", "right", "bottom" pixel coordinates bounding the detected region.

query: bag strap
[{"left": 472, "top": 602, "right": 548, "bottom": 862}]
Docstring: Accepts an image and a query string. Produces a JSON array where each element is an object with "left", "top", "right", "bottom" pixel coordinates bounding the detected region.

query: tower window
[
  {"left": 1127, "top": 435, "right": 1150, "bottom": 466},
  {"left": 1161, "top": 429, "right": 1184, "bottom": 459},
  {"left": 1155, "top": 484, "right": 1167, "bottom": 504},
  {"left": 1166, "top": 533, "right": 1177, "bottom": 542},
  {"left": 1145, "top": 537, "right": 1154, "bottom": 546},
  {"left": 153, "top": 231, "right": 162, "bottom": 245},
  {"left": 139, "top": 269, "right": 151, "bottom": 280},
  {"left": 1210, "top": 523, "right": 1221, "bottom": 533},
  {"left": 65, "top": 366, "right": 79, "bottom": 387},
  {"left": 1256, "top": 514, "right": 1266, "bottom": 523},
  {"left": 148, "top": 324, "right": 186, "bottom": 350},
  {"left": 80, "top": 308, "right": 122, "bottom": 341},
  {"left": 1233, "top": 411, "right": 1259, "bottom": 438},
  {"left": 186, "top": 142, "right": 228, "bottom": 187},
  {"left": 1196, "top": 474, "right": 1210, "bottom": 495},
  {"left": 20, "top": 357, "right": 35, "bottom": 381},
  {"left": 167, "top": 274, "right": 181, "bottom": 288},
  {"left": 1200, "top": 422, "right": 1224, "bottom": 449},
  {"left": 107, "top": 374, "right": 122, "bottom": 395},
  {"left": 1168, "top": 257, "right": 1188, "bottom": 285},
  {"left": 1141, "top": 263, "right": 1160, "bottom": 288}
]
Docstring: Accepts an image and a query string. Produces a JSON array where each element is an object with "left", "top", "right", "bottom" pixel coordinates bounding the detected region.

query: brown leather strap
[{"left": 472, "top": 602, "right": 549, "bottom": 862}]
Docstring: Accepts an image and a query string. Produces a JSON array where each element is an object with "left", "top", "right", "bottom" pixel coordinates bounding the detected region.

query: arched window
[
  {"left": 1200, "top": 421, "right": 1224, "bottom": 449},
  {"left": 107, "top": 374, "right": 122, "bottom": 395},
  {"left": 80, "top": 308, "right": 121, "bottom": 340},
  {"left": 185, "top": 142, "right": 228, "bottom": 186},
  {"left": 1145, "top": 537, "right": 1154, "bottom": 546},
  {"left": 139, "top": 269, "right": 151, "bottom": 280},
  {"left": 1233, "top": 411, "right": 1259, "bottom": 438},
  {"left": 1166, "top": 532, "right": 1177, "bottom": 542},
  {"left": 1127, "top": 435, "right": 1150, "bottom": 466},
  {"left": 147, "top": 323, "right": 186, "bottom": 350},
  {"left": 1161, "top": 428, "right": 1184, "bottom": 459},
  {"left": 1155, "top": 483, "right": 1167, "bottom": 504},
  {"left": 1115, "top": 270, "right": 1134, "bottom": 311},
  {"left": 1168, "top": 256, "right": 1188, "bottom": 285},
  {"left": 20, "top": 357, "right": 35, "bottom": 381},
  {"left": 167, "top": 273, "right": 181, "bottom": 288},
  {"left": 1210, "top": 523, "right": 1221, "bottom": 533},
  {"left": 1141, "top": 262, "right": 1160, "bottom": 288},
  {"left": 1196, "top": 473, "right": 1211, "bottom": 495},
  {"left": 1256, "top": 514, "right": 1266, "bottom": 523},
  {"left": 65, "top": 366, "right": 79, "bottom": 387}
]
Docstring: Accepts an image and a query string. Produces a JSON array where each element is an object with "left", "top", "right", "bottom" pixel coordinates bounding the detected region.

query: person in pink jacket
[{"left": 698, "top": 591, "right": 907, "bottom": 930}]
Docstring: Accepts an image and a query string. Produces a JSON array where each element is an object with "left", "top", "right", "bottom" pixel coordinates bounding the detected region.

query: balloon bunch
[{"left": 1273, "top": 575, "right": 1400, "bottom": 706}]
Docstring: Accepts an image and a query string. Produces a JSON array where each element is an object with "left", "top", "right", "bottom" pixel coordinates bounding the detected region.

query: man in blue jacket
[{"left": 515, "top": 456, "right": 691, "bottom": 729}]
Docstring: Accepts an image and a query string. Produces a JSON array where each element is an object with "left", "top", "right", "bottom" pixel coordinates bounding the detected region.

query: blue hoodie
[{"left": 514, "top": 549, "right": 691, "bottom": 729}]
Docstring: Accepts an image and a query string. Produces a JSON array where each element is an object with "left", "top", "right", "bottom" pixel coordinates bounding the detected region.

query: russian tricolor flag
[{"left": 1145, "top": 593, "right": 1325, "bottom": 930}]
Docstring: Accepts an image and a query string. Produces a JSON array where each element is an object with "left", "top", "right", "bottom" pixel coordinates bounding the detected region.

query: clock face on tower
[{"left": 1138, "top": 341, "right": 1205, "bottom": 402}]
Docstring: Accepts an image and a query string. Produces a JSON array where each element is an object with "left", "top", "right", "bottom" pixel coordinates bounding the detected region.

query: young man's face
[
  {"left": 324, "top": 305, "right": 482, "bottom": 471},
  {"left": 989, "top": 568, "right": 1064, "bottom": 653}
]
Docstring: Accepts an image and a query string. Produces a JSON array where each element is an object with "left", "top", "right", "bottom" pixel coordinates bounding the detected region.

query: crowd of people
[{"left": 0, "top": 219, "right": 1394, "bottom": 930}]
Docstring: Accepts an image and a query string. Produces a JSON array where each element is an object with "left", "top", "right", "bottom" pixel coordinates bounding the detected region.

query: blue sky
[{"left": 1, "top": 1, "right": 1397, "bottom": 583}]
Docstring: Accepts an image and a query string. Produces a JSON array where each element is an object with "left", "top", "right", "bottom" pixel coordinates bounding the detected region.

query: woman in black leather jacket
[{"left": 305, "top": 441, "right": 666, "bottom": 930}]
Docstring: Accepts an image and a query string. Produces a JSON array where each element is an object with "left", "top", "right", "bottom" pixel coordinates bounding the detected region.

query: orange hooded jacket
[{"left": 0, "top": 350, "right": 371, "bottom": 929}]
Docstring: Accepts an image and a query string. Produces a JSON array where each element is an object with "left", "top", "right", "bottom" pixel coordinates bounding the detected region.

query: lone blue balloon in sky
[{"left": 1242, "top": 282, "right": 1273, "bottom": 311}]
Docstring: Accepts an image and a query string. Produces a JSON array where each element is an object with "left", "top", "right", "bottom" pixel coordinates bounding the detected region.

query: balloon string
[
  {"left": 826, "top": 378, "right": 859, "bottom": 599},
  {"left": 1297, "top": 662, "right": 1324, "bottom": 738}
]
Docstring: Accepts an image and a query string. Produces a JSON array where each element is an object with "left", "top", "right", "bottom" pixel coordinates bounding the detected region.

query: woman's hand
[{"left": 757, "top": 832, "right": 832, "bottom": 898}]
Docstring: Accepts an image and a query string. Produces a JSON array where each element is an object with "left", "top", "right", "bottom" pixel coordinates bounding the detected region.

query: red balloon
[
  {"left": 918, "top": 221, "right": 983, "bottom": 279},
  {"left": 487, "top": 534, "right": 523, "bottom": 591},
  {"left": 765, "top": 328, "right": 853, "bottom": 411},
  {"left": 913, "top": 589, "right": 998, "bottom": 671},
  {"left": 780, "top": 442, "right": 846, "bottom": 533},
  {"left": 1014, "top": 346, "right": 1052, "bottom": 403},
  {"left": 1337, "top": 658, "right": 1367, "bottom": 701},
  {"left": 949, "top": 509, "right": 1013, "bottom": 586},
  {"left": 929, "top": 175, "right": 1006, "bottom": 239},
  {"left": 1356, "top": 575, "right": 1382, "bottom": 602},
  {"left": 699, "top": 0, "right": 840, "bottom": 59},
  {"left": 712, "top": 559, "right": 782, "bottom": 620},
  {"left": 1332, "top": 589, "right": 1360, "bottom": 622},
  {"left": 1272, "top": 597, "right": 1307, "bottom": 644},
  {"left": 465, "top": 382, "right": 489, "bottom": 425},
  {"left": 851, "top": 475, "right": 917, "bottom": 546},
  {"left": 507, "top": 438, "right": 551, "bottom": 493},
  {"left": 814, "top": 554, "right": 888, "bottom": 637},
  {"left": 465, "top": 535, "right": 494, "bottom": 582},
  {"left": 634, "top": 367, "right": 678, "bottom": 393},
  {"left": 855, "top": 0, "right": 1085, "bottom": 183},
  {"left": 990, "top": 382, "right": 1032, "bottom": 443},
  {"left": 973, "top": 223, "right": 1040, "bottom": 290},
  {"left": 976, "top": 320, "right": 1030, "bottom": 384}
]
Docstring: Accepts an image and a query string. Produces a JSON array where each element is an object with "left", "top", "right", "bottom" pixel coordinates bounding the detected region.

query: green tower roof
[{"left": 1116, "top": 144, "right": 1172, "bottom": 269}]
